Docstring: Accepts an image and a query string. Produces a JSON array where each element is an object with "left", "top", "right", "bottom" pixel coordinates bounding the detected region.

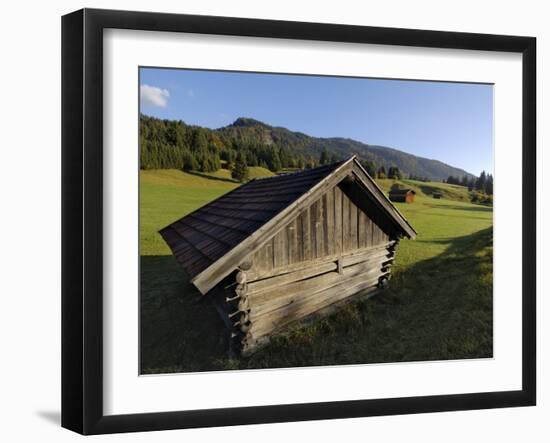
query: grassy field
[{"left": 140, "top": 169, "right": 493, "bottom": 373}]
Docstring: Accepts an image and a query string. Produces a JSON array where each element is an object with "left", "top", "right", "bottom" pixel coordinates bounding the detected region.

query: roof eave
[{"left": 352, "top": 158, "right": 417, "bottom": 239}]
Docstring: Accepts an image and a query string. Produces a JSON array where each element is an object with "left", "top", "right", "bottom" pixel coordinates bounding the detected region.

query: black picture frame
[{"left": 62, "top": 8, "right": 536, "bottom": 435}]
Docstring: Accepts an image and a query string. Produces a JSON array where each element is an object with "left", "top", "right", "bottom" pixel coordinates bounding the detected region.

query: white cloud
[{"left": 140, "top": 84, "right": 170, "bottom": 108}]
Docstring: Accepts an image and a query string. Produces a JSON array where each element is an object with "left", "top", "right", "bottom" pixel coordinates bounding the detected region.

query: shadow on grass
[
  {"left": 415, "top": 183, "right": 463, "bottom": 198},
  {"left": 185, "top": 170, "right": 238, "bottom": 184},
  {"left": 140, "top": 255, "right": 229, "bottom": 374},
  {"left": 425, "top": 203, "right": 493, "bottom": 213},
  {"left": 242, "top": 227, "right": 493, "bottom": 369},
  {"left": 140, "top": 227, "right": 493, "bottom": 373}
]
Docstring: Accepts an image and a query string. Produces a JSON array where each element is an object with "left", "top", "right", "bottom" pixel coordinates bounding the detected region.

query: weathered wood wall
[
  {"left": 227, "top": 241, "right": 397, "bottom": 355},
  {"left": 251, "top": 184, "right": 392, "bottom": 280}
]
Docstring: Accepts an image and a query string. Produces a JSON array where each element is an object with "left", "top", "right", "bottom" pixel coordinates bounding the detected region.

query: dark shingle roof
[{"left": 159, "top": 161, "right": 346, "bottom": 280}]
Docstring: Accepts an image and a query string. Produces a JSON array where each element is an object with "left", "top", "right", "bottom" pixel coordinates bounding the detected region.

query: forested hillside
[{"left": 140, "top": 114, "right": 475, "bottom": 181}]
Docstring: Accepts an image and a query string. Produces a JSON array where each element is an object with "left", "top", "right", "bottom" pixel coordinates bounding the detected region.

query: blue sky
[{"left": 140, "top": 68, "right": 493, "bottom": 175}]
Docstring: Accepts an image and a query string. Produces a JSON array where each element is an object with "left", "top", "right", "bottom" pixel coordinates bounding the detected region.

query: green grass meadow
[{"left": 140, "top": 169, "right": 493, "bottom": 373}]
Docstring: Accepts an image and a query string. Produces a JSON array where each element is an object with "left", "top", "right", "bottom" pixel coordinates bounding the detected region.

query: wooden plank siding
[
  {"left": 358, "top": 210, "right": 367, "bottom": 248},
  {"left": 241, "top": 248, "right": 392, "bottom": 352},
  {"left": 342, "top": 192, "right": 350, "bottom": 251},
  {"left": 334, "top": 186, "right": 343, "bottom": 256},
  {"left": 247, "top": 183, "right": 392, "bottom": 280},
  {"left": 300, "top": 208, "right": 312, "bottom": 262},
  {"left": 273, "top": 226, "right": 288, "bottom": 269}
]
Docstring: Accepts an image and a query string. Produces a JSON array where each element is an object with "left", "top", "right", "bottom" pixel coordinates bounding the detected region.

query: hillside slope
[{"left": 376, "top": 178, "right": 472, "bottom": 202}]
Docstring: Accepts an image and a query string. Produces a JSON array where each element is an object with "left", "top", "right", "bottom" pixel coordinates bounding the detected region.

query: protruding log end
[
  {"left": 236, "top": 271, "right": 247, "bottom": 284},
  {"left": 226, "top": 276, "right": 252, "bottom": 355},
  {"left": 235, "top": 284, "right": 248, "bottom": 297},
  {"left": 238, "top": 261, "right": 253, "bottom": 271},
  {"left": 240, "top": 332, "right": 256, "bottom": 355},
  {"left": 238, "top": 297, "right": 250, "bottom": 311},
  {"left": 225, "top": 294, "right": 241, "bottom": 303}
]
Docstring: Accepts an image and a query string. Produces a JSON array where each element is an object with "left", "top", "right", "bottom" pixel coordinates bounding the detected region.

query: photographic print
[
  {"left": 62, "top": 10, "right": 535, "bottom": 432},
  {"left": 139, "top": 68, "right": 494, "bottom": 374}
]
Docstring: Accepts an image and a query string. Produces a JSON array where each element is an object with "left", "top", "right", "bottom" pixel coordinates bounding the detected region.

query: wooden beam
[
  {"left": 351, "top": 161, "right": 417, "bottom": 239},
  {"left": 247, "top": 274, "right": 383, "bottom": 340},
  {"left": 249, "top": 260, "right": 388, "bottom": 317},
  {"left": 247, "top": 261, "right": 338, "bottom": 295},
  {"left": 247, "top": 249, "right": 391, "bottom": 299},
  {"left": 244, "top": 241, "right": 395, "bottom": 283},
  {"left": 241, "top": 285, "right": 380, "bottom": 355}
]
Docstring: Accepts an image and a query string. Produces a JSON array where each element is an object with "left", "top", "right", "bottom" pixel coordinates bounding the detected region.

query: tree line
[
  {"left": 446, "top": 171, "right": 493, "bottom": 195},
  {"left": 140, "top": 115, "right": 411, "bottom": 180},
  {"left": 140, "top": 115, "right": 321, "bottom": 174},
  {"left": 140, "top": 115, "right": 492, "bottom": 192},
  {"left": 359, "top": 159, "right": 403, "bottom": 180}
]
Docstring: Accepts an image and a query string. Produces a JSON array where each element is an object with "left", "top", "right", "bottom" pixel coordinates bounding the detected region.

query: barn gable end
[
  {"left": 160, "top": 156, "right": 416, "bottom": 355},
  {"left": 249, "top": 183, "right": 393, "bottom": 281}
]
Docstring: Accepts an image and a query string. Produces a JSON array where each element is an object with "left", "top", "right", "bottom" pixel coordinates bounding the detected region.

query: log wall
[{"left": 224, "top": 240, "right": 398, "bottom": 355}]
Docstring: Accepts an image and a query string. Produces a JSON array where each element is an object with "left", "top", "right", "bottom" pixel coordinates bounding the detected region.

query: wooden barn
[
  {"left": 389, "top": 188, "right": 416, "bottom": 203},
  {"left": 160, "top": 156, "right": 416, "bottom": 355}
]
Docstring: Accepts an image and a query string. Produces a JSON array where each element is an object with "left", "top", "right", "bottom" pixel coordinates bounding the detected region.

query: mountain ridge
[
  {"left": 216, "top": 117, "right": 475, "bottom": 180},
  {"left": 139, "top": 113, "right": 475, "bottom": 181}
]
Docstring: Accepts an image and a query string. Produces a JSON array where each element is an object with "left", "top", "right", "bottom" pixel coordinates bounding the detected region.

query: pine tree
[
  {"left": 377, "top": 166, "right": 387, "bottom": 179},
  {"left": 269, "top": 151, "right": 282, "bottom": 172},
  {"left": 475, "top": 171, "right": 487, "bottom": 191},
  {"left": 192, "top": 129, "right": 208, "bottom": 151},
  {"left": 446, "top": 175, "right": 457, "bottom": 185},
  {"left": 485, "top": 174, "right": 494, "bottom": 195},
  {"left": 247, "top": 151, "right": 259, "bottom": 167},
  {"left": 388, "top": 166, "right": 402, "bottom": 179},
  {"left": 232, "top": 152, "right": 249, "bottom": 183},
  {"left": 361, "top": 160, "right": 377, "bottom": 178},
  {"left": 182, "top": 150, "right": 199, "bottom": 171},
  {"left": 319, "top": 148, "right": 329, "bottom": 165}
]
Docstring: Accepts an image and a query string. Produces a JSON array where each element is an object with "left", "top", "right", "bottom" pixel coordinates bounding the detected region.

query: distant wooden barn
[
  {"left": 389, "top": 188, "right": 416, "bottom": 203},
  {"left": 160, "top": 156, "right": 416, "bottom": 355}
]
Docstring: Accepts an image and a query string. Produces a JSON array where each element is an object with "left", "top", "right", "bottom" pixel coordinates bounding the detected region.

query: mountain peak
[{"left": 230, "top": 117, "right": 271, "bottom": 128}]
